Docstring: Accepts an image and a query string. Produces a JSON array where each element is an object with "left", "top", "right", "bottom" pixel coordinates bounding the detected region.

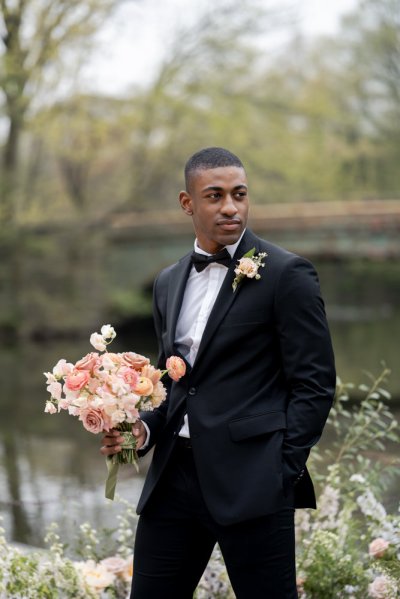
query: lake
[{"left": 0, "top": 257, "right": 399, "bottom": 548}]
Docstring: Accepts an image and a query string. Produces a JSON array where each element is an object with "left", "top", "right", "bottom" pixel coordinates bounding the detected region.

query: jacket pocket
[{"left": 228, "top": 411, "right": 286, "bottom": 442}]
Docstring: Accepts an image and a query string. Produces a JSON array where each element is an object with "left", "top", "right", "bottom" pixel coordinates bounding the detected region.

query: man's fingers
[{"left": 100, "top": 429, "right": 124, "bottom": 455}]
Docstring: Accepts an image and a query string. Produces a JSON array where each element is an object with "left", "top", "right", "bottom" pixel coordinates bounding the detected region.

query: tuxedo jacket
[{"left": 137, "top": 229, "right": 336, "bottom": 526}]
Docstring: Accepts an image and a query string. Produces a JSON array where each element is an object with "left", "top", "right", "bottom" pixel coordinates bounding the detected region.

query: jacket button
[{"left": 188, "top": 387, "right": 196, "bottom": 396}]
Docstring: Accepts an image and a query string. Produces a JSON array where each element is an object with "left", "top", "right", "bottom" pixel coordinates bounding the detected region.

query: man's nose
[{"left": 221, "top": 195, "right": 238, "bottom": 215}]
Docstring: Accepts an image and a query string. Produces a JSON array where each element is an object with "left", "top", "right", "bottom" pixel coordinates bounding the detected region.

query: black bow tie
[{"left": 191, "top": 248, "right": 232, "bottom": 272}]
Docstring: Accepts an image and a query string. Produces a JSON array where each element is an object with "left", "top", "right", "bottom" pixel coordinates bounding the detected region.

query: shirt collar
[{"left": 193, "top": 229, "right": 246, "bottom": 258}]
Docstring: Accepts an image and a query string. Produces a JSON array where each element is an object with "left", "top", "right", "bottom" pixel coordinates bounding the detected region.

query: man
[{"left": 101, "top": 147, "right": 336, "bottom": 598}]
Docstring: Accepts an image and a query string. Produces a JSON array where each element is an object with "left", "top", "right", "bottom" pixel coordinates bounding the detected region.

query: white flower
[
  {"left": 53, "top": 359, "right": 73, "bottom": 378},
  {"left": 46, "top": 381, "right": 63, "bottom": 402},
  {"left": 44, "top": 401, "right": 57, "bottom": 414},
  {"left": 101, "top": 324, "right": 116, "bottom": 340},
  {"left": 90, "top": 332, "right": 107, "bottom": 352},
  {"left": 350, "top": 474, "right": 366, "bottom": 484}
]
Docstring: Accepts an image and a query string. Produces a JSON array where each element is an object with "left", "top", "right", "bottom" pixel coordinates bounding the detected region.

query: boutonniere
[{"left": 232, "top": 248, "right": 268, "bottom": 292}]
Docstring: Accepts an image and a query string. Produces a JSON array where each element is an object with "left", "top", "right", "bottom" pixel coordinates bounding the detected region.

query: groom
[{"left": 101, "top": 147, "right": 336, "bottom": 598}]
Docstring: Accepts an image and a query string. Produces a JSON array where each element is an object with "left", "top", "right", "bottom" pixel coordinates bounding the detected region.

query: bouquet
[{"left": 44, "top": 324, "right": 186, "bottom": 499}]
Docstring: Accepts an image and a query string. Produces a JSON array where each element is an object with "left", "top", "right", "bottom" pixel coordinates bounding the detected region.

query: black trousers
[{"left": 131, "top": 441, "right": 298, "bottom": 599}]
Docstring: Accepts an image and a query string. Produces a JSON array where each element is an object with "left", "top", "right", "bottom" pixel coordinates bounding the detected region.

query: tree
[{"left": 0, "top": 0, "right": 117, "bottom": 223}]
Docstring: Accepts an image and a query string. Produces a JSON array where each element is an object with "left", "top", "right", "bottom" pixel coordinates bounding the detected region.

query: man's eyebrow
[{"left": 202, "top": 184, "right": 248, "bottom": 192}]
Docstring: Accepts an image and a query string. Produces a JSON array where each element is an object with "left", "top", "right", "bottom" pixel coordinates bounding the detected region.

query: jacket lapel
[
  {"left": 165, "top": 253, "right": 192, "bottom": 355},
  {"left": 193, "top": 229, "right": 261, "bottom": 368}
]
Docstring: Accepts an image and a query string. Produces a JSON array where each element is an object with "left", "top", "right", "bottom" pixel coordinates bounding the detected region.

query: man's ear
[{"left": 179, "top": 191, "right": 193, "bottom": 216}]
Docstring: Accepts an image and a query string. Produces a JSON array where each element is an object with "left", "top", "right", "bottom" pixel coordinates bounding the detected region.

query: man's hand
[
  {"left": 132, "top": 420, "right": 147, "bottom": 450},
  {"left": 100, "top": 420, "right": 147, "bottom": 456}
]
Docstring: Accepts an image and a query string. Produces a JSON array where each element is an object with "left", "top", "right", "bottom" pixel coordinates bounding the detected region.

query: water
[{"left": 0, "top": 257, "right": 399, "bottom": 548}]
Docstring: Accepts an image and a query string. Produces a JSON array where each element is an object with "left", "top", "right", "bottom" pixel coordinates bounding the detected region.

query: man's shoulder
[{"left": 250, "top": 233, "right": 311, "bottom": 269}]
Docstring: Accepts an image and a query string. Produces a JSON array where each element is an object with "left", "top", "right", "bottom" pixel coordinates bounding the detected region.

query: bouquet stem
[{"left": 105, "top": 422, "right": 138, "bottom": 500}]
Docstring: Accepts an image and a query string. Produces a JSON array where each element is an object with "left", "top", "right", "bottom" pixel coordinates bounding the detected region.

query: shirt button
[{"left": 188, "top": 387, "right": 197, "bottom": 396}]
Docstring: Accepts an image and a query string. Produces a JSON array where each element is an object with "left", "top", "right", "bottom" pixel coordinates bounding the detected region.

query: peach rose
[
  {"left": 141, "top": 364, "right": 162, "bottom": 385},
  {"left": 79, "top": 408, "right": 105, "bottom": 434},
  {"left": 100, "top": 556, "right": 127, "bottom": 574},
  {"left": 369, "top": 537, "right": 390, "bottom": 558},
  {"left": 75, "top": 352, "right": 100, "bottom": 372},
  {"left": 122, "top": 352, "right": 150, "bottom": 370},
  {"left": 134, "top": 376, "right": 154, "bottom": 396},
  {"left": 65, "top": 370, "right": 90, "bottom": 391},
  {"left": 166, "top": 356, "right": 186, "bottom": 382},
  {"left": 121, "top": 556, "right": 133, "bottom": 582},
  {"left": 235, "top": 257, "right": 259, "bottom": 278}
]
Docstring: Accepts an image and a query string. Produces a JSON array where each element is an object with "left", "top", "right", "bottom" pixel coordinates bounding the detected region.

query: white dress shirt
[
  {"left": 140, "top": 231, "right": 245, "bottom": 447},
  {"left": 176, "top": 232, "right": 245, "bottom": 438}
]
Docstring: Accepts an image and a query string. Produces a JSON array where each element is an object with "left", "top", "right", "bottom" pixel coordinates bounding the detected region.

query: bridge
[{"left": 110, "top": 199, "right": 400, "bottom": 261}]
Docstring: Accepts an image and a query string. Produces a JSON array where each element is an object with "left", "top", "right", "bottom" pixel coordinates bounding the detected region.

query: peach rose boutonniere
[{"left": 232, "top": 248, "right": 268, "bottom": 292}]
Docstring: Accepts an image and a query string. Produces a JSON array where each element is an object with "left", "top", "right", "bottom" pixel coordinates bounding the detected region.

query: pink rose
[
  {"left": 166, "top": 356, "right": 186, "bottom": 382},
  {"left": 368, "top": 575, "right": 395, "bottom": 599},
  {"left": 79, "top": 408, "right": 105, "bottom": 434},
  {"left": 122, "top": 352, "right": 150, "bottom": 370},
  {"left": 65, "top": 370, "right": 90, "bottom": 391},
  {"left": 369, "top": 538, "right": 390, "bottom": 558},
  {"left": 134, "top": 376, "right": 154, "bottom": 396},
  {"left": 75, "top": 352, "right": 100, "bottom": 372},
  {"left": 121, "top": 367, "right": 140, "bottom": 390}
]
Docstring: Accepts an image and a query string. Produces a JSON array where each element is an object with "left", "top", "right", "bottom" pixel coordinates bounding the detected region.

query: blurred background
[{"left": 0, "top": 0, "right": 399, "bottom": 548}]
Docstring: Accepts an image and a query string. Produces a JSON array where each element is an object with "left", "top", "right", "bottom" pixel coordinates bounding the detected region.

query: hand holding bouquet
[{"left": 44, "top": 325, "right": 185, "bottom": 499}]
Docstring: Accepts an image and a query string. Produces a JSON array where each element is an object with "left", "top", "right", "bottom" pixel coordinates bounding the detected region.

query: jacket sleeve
[
  {"left": 274, "top": 256, "right": 336, "bottom": 485},
  {"left": 137, "top": 272, "right": 171, "bottom": 455}
]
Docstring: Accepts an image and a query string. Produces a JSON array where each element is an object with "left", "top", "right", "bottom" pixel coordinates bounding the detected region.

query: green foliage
[{"left": 2, "top": 369, "right": 399, "bottom": 597}]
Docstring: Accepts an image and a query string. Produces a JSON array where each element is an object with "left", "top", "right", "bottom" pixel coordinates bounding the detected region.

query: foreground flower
[
  {"left": 368, "top": 574, "right": 398, "bottom": 598},
  {"left": 75, "top": 559, "right": 116, "bottom": 592},
  {"left": 369, "top": 537, "right": 390, "bottom": 558},
  {"left": 232, "top": 248, "right": 267, "bottom": 292}
]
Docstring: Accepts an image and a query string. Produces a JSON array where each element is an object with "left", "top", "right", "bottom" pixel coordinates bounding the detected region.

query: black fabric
[
  {"left": 131, "top": 443, "right": 297, "bottom": 599},
  {"left": 190, "top": 248, "right": 231, "bottom": 272}
]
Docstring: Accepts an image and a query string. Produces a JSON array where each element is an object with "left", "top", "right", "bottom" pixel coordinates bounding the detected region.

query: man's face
[{"left": 179, "top": 166, "right": 249, "bottom": 254}]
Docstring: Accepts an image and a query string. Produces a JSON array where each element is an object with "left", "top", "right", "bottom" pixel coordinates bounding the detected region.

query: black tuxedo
[
  {"left": 132, "top": 229, "right": 335, "bottom": 598},
  {"left": 137, "top": 229, "right": 335, "bottom": 522}
]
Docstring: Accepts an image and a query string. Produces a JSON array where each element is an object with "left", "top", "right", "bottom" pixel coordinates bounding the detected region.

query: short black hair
[{"left": 184, "top": 147, "right": 245, "bottom": 190}]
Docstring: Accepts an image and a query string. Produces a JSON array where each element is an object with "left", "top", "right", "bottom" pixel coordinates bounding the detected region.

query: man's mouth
[{"left": 217, "top": 219, "right": 242, "bottom": 231}]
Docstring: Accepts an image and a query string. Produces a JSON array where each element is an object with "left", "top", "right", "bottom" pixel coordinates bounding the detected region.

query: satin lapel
[
  {"left": 193, "top": 230, "right": 261, "bottom": 368},
  {"left": 165, "top": 254, "right": 192, "bottom": 355}
]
